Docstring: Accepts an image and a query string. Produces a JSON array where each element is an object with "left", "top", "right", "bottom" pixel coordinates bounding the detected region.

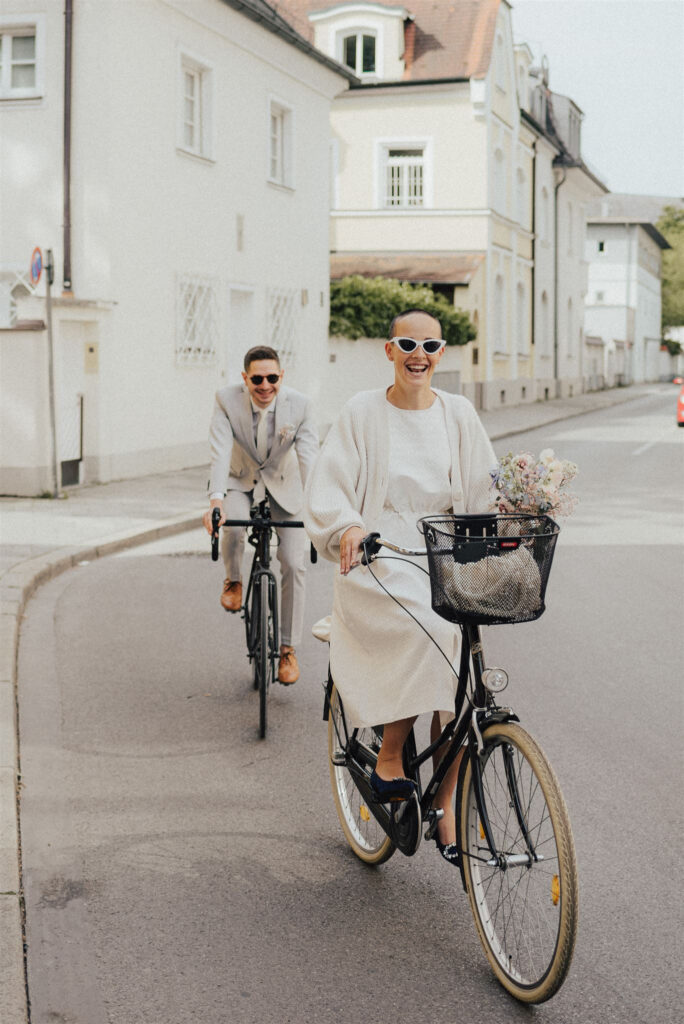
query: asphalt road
[{"left": 18, "top": 388, "right": 683, "bottom": 1024}]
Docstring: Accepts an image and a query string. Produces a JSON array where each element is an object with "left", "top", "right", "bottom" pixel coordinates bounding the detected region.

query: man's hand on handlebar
[{"left": 203, "top": 498, "right": 225, "bottom": 535}]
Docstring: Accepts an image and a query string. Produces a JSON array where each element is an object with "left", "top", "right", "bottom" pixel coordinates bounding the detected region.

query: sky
[{"left": 510, "top": 0, "right": 684, "bottom": 198}]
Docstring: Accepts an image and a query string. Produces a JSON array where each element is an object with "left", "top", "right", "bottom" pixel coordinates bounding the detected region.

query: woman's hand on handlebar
[
  {"left": 203, "top": 499, "right": 225, "bottom": 535},
  {"left": 339, "top": 525, "right": 365, "bottom": 575}
]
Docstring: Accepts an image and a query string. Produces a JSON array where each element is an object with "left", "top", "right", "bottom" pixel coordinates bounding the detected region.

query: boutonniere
[{"left": 278, "top": 424, "right": 296, "bottom": 443}]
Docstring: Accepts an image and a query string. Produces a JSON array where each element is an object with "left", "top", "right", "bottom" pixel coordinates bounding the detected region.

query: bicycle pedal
[{"left": 330, "top": 751, "right": 347, "bottom": 766}]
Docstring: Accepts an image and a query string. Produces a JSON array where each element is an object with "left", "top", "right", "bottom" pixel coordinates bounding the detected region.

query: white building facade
[
  {"left": 584, "top": 198, "right": 670, "bottom": 386},
  {"left": 0, "top": 0, "right": 351, "bottom": 495}
]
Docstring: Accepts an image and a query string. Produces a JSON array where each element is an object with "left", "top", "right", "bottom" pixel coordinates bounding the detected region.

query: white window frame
[
  {"left": 177, "top": 50, "right": 214, "bottom": 161},
  {"left": 336, "top": 27, "right": 377, "bottom": 76},
  {"left": 376, "top": 138, "right": 433, "bottom": 210},
  {"left": 0, "top": 15, "right": 45, "bottom": 100},
  {"left": 268, "top": 96, "right": 294, "bottom": 189}
]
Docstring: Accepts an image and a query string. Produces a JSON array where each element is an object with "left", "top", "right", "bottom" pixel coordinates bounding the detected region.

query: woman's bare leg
[
  {"left": 375, "top": 716, "right": 416, "bottom": 780},
  {"left": 430, "top": 712, "right": 464, "bottom": 845}
]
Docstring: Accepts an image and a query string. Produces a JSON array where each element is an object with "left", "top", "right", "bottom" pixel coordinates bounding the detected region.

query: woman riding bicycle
[{"left": 304, "top": 308, "right": 497, "bottom": 863}]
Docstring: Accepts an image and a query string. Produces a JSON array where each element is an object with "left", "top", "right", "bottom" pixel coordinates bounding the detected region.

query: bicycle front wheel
[
  {"left": 327, "top": 686, "right": 395, "bottom": 865},
  {"left": 256, "top": 574, "right": 271, "bottom": 738},
  {"left": 459, "top": 722, "right": 578, "bottom": 1003}
]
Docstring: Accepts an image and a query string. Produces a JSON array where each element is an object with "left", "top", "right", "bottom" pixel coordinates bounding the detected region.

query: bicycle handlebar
[
  {"left": 210, "top": 506, "right": 317, "bottom": 564},
  {"left": 360, "top": 532, "right": 427, "bottom": 565}
]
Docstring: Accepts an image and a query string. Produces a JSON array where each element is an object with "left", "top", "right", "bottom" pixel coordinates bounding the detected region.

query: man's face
[{"left": 242, "top": 359, "right": 283, "bottom": 408}]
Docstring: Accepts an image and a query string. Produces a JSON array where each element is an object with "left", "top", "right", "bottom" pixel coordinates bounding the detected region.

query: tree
[
  {"left": 656, "top": 205, "right": 684, "bottom": 335},
  {"left": 329, "top": 275, "right": 476, "bottom": 346}
]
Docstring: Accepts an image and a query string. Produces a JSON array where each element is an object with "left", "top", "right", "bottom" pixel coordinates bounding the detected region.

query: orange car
[{"left": 678, "top": 385, "right": 684, "bottom": 426}]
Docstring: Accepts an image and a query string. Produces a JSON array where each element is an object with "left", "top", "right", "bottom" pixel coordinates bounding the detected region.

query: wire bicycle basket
[{"left": 419, "top": 513, "right": 560, "bottom": 626}]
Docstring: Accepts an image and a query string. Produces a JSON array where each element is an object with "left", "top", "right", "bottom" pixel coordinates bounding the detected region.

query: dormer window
[{"left": 340, "top": 30, "right": 376, "bottom": 74}]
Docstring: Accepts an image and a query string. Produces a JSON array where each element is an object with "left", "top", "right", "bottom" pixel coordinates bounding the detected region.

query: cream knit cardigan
[{"left": 304, "top": 388, "right": 497, "bottom": 562}]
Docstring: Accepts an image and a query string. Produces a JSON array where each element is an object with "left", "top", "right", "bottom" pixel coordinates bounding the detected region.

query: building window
[
  {"left": 540, "top": 290, "right": 550, "bottom": 354},
  {"left": 0, "top": 19, "right": 44, "bottom": 99},
  {"left": 517, "top": 281, "right": 527, "bottom": 353},
  {"left": 516, "top": 167, "right": 528, "bottom": 228},
  {"left": 178, "top": 53, "right": 213, "bottom": 159},
  {"left": 596, "top": 291, "right": 604, "bottom": 302},
  {"left": 268, "top": 99, "right": 293, "bottom": 188},
  {"left": 539, "top": 186, "right": 549, "bottom": 241},
  {"left": 341, "top": 31, "right": 376, "bottom": 74},
  {"left": 493, "top": 148, "right": 506, "bottom": 214},
  {"left": 472, "top": 346, "right": 479, "bottom": 366},
  {"left": 267, "top": 287, "right": 299, "bottom": 369},
  {"left": 598, "top": 240, "right": 605, "bottom": 252},
  {"left": 494, "top": 274, "right": 506, "bottom": 353},
  {"left": 176, "top": 275, "right": 218, "bottom": 364},
  {"left": 384, "top": 146, "right": 424, "bottom": 207}
]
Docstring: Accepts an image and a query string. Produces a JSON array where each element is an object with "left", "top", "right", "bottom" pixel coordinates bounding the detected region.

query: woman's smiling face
[{"left": 385, "top": 311, "right": 444, "bottom": 389}]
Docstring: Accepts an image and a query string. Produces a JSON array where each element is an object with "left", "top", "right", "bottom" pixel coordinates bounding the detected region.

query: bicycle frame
[{"left": 323, "top": 533, "right": 546, "bottom": 879}]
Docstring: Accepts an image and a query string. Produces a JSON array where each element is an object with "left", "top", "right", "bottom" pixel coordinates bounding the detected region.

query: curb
[{"left": 0, "top": 509, "right": 202, "bottom": 1024}]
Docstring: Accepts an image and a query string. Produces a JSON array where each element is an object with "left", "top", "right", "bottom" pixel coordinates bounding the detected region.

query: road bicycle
[
  {"left": 321, "top": 512, "right": 578, "bottom": 1003},
  {"left": 211, "top": 499, "right": 314, "bottom": 738}
]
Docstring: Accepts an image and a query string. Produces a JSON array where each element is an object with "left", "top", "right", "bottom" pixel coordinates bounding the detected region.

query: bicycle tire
[
  {"left": 458, "top": 722, "right": 578, "bottom": 1003},
  {"left": 257, "top": 574, "right": 270, "bottom": 738},
  {"left": 327, "top": 686, "right": 395, "bottom": 865}
]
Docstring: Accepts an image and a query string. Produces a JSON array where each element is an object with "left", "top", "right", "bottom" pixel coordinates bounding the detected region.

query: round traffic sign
[{"left": 30, "top": 247, "right": 43, "bottom": 286}]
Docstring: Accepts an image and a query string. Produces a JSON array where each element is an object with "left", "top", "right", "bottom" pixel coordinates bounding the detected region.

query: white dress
[{"left": 330, "top": 400, "right": 459, "bottom": 728}]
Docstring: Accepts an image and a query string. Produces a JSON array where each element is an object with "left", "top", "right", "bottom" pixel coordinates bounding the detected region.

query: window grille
[
  {"left": 267, "top": 287, "right": 299, "bottom": 370},
  {"left": 0, "top": 267, "right": 34, "bottom": 327},
  {"left": 384, "top": 148, "right": 424, "bottom": 207},
  {"left": 176, "top": 275, "right": 218, "bottom": 364}
]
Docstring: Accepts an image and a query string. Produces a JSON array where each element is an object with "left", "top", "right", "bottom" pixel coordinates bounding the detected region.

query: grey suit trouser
[{"left": 221, "top": 489, "right": 307, "bottom": 647}]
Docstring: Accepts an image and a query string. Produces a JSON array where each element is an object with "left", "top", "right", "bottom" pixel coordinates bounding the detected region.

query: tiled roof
[
  {"left": 220, "top": 0, "right": 356, "bottom": 80},
  {"left": 274, "top": 0, "right": 501, "bottom": 81},
  {"left": 331, "top": 251, "right": 484, "bottom": 283}
]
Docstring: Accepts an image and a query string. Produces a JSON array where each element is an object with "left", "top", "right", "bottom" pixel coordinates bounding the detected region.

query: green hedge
[{"left": 329, "top": 275, "right": 476, "bottom": 347}]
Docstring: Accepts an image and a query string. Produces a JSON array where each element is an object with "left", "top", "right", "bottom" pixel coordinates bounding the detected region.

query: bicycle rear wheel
[
  {"left": 459, "top": 722, "right": 578, "bottom": 1003},
  {"left": 327, "top": 686, "right": 395, "bottom": 865}
]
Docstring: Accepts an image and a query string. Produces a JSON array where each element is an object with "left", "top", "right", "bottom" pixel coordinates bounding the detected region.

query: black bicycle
[
  {"left": 322, "top": 513, "right": 578, "bottom": 1003},
  {"left": 211, "top": 499, "right": 314, "bottom": 738}
]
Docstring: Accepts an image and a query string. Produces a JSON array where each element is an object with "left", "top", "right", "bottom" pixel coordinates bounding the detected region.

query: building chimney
[{"left": 403, "top": 18, "right": 416, "bottom": 78}]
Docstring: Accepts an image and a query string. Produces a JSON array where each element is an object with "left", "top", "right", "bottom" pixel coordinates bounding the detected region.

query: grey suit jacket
[{"left": 208, "top": 384, "right": 319, "bottom": 514}]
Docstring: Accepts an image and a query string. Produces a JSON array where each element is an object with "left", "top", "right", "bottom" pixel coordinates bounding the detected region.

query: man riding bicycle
[{"left": 203, "top": 345, "right": 319, "bottom": 684}]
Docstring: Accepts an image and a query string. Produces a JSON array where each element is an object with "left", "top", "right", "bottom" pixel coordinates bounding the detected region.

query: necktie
[
  {"left": 256, "top": 409, "right": 268, "bottom": 463},
  {"left": 253, "top": 410, "right": 268, "bottom": 503}
]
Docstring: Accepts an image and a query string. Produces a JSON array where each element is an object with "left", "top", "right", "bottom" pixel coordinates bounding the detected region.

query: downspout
[
  {"left": 63, "top": 0, "right": 73, "bottom": 293},
  {"left": 553, "top": 164, "right": 567, "bottom": 396}
]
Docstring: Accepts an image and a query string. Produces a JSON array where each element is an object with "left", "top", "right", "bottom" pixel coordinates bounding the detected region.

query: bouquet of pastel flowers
[{"left": 490, "top": 449, "right": 579, "bottom": 519}]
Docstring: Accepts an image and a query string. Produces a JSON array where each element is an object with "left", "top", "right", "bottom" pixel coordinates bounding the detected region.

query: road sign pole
[{"left": 45, "top": 249, "right": 60, "bottom": 498}]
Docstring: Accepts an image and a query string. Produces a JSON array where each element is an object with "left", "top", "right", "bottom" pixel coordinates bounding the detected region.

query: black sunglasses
[{"left": 249, "top": 374, "right": 281, "bottom": 385}]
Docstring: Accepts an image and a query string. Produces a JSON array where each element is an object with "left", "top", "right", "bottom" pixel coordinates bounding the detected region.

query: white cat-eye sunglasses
[{"left": 389, "top": 336, "right": 446, "bottom": 355}]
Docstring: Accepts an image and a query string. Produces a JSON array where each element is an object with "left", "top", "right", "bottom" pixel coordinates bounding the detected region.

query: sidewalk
[{"left": 0, "top": 381, "right": 658, "bottom": 1021}]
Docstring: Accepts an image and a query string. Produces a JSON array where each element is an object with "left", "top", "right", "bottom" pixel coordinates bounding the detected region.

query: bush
[{"left": 329, "top": 275, "right": 476, "bottom": 346}]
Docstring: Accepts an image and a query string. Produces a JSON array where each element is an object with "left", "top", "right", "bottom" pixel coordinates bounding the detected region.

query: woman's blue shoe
[{"left": 369, "top": 769, "right": 415, "bottom": 802}]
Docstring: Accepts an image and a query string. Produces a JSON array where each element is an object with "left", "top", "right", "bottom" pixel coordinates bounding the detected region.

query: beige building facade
[{"left": 283, "top": 0, "right": 607, "bottom": 412}]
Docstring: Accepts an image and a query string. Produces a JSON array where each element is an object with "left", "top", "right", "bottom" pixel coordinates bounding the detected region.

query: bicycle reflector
[{"left": 482, "top": 667, "right": 509, "bottom": 693}]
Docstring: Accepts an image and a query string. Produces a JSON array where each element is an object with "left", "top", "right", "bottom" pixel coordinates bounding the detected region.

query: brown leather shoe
[
  {"left": 220, "top": 580, "right": 242, "bottom": 612},
  {"left": 277, "top": 649, "right": 299, "bottom": 685}
]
